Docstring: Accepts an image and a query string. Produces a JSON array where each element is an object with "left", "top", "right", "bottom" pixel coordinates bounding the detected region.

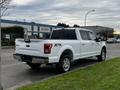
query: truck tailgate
[{"left": 15, "top": 39, "right": 45, "bottom": 57}]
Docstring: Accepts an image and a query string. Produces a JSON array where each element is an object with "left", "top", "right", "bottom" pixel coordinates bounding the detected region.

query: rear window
[{"left": 51, "top": 29, "right": 77, "bottom": 40}]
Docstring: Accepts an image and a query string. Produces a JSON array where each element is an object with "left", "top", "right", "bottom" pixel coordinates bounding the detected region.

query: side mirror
[{"left": 95, "top": 38, "right": 101, "bottom": 42}]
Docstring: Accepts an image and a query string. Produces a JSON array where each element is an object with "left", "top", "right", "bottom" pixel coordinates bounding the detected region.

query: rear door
[
  {"left": 51, "top": 29, "right": 80, "bottom": 59},
  {"left": 79, "top": 30, "right": 92, "bottom": 57}
]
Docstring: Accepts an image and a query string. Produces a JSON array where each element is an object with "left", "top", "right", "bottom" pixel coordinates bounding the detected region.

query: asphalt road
[{"left": 1, "top": 44, "right": 120, "bottom": 89}]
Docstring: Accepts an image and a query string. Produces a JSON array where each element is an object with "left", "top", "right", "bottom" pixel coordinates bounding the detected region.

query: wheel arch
[
  {"left": 102, "top": 46, "right": 107, "bottom": 53},
  {"left": 59, "top": 49, "right": 74, "bottom": 62}
]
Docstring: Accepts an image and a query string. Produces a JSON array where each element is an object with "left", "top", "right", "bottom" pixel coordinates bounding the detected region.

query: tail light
[{"left": 44, "top": 43, "right": 53, "bottom": 54}]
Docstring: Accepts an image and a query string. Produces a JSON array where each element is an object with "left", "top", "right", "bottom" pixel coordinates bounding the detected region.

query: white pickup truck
[{"left": 14, "top": 28, "right": 106, "bottom": 72}]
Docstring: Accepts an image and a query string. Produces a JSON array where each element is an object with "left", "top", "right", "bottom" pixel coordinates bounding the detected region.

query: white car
[
  {"left": 14, "top": 28, "right": 106, "bottom": 72},
  {"left": 116, "top": 38, "right": 120, "bottom": 43},
  {"left": 107, "top": 38, "right": 116, "bottom": 43}
]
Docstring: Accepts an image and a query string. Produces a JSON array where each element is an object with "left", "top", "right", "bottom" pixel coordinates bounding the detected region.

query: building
[
  {"left": 1, "top": 19, "right": 60, "bottom": 46},
  {"left": 81, "top": 26, "right": 114, "bottom": 40},
  {"left": 1, "top": 19, "right": 115, "bottom": 45},
  {"left": 1, "top": 19, "right": 59, "bottom": 34}
]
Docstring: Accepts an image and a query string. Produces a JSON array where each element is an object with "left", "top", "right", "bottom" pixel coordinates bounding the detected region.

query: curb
[{"left": 5, "top": 80, "right": 32, "bottom": 90}]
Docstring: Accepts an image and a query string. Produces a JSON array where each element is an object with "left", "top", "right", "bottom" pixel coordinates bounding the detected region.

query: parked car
[
  {"left": 107, "top": 38, "right": 117, "bottom": 43},
  {"left": 116, "top": 38, "right": 120, "bottom": 43},
  {"left": 14, "top": 28, "right": 106, "bottom": 72}
]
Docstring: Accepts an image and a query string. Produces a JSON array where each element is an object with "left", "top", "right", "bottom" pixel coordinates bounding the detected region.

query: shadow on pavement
[{"left": 27, "top": 58, "right": 99, "bottom": 75}]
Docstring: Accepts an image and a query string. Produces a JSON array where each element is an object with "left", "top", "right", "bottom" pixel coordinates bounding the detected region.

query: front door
[
  {"left": 88, "top": 31, "right": 101, "bottom": 55},
  {"left": 80, "top": 30, "right": 93, "bottom": 57}
]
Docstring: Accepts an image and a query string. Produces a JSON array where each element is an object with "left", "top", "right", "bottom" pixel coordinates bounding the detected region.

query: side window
[
  {"left": 67, "top": 30, "right": 77, "bottom": 40},
  {"left": 88, "top": 32, "right": 96, "bottom": 40},
  {"left": 80, "top": 30, "right": 90, "bottom": 40}
]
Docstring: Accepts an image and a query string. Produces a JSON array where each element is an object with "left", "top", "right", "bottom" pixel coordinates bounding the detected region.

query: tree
[
  {"left": 0, "top": 0, "right": 12, "bottom": 17},
  {"left": 73, "top": 24, "right": 80, "bottom": 27},
  {"left": 57, "top": 23, "right": 70, "bottom": 28}
]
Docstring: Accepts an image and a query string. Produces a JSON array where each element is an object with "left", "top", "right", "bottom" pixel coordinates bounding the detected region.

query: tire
[
  {"left": 97, "top": 48, "right": 106, "bottom": 62},
  {"left": 57, "top": 55, "right": 72, "bottom": 73},
  {"left": 27, "top": 62, "right": 40, "bottom": 69}
]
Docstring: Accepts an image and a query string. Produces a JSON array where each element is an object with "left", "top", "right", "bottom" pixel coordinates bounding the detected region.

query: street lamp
[{"left": 84, "top": 9, "right": 95, "bottom": 26}]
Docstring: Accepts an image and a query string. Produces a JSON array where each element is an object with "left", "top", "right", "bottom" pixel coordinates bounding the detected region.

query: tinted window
[
  {"left": 51, "top": 29, "right": 77, "bottom": 40},
  {"left": 80, "top": 30, "right": 90, "bottom": 40}
]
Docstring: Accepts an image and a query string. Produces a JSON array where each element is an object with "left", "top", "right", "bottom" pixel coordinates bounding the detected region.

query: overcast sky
[{"left": 3, "top": 0, "right": 120, "bottom": 31}]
